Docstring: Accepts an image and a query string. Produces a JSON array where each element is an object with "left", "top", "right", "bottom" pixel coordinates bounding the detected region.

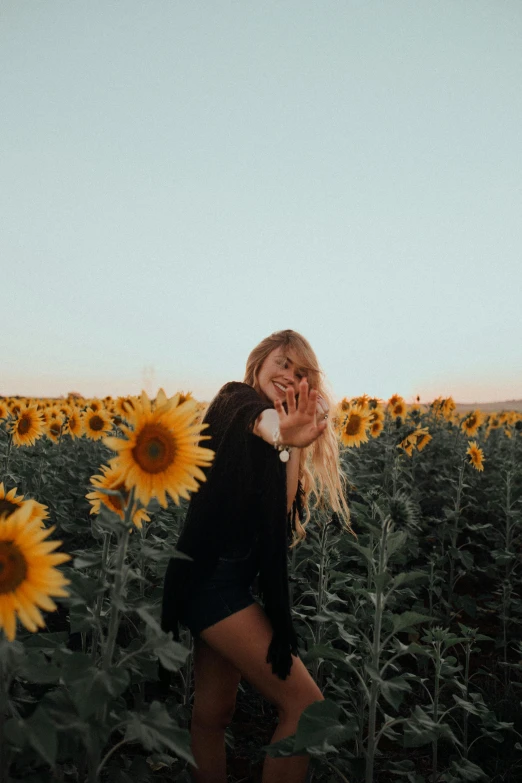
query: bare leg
[
  {"left": 262, "top": 708, "right": 311, "bottom": 783},
  {"left": 190, "top": 636, "right": 242, "bottom": 783},
  {"left": 199, "top": 603, "right": 324, "bottom": 783},
  {"left": 189, "top": 715, "right": 227, "bottom": 783}
]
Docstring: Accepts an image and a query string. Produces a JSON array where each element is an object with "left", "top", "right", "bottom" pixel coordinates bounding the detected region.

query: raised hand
[{"left": 273, "top": 378, "right": 328, "bottom": 448}]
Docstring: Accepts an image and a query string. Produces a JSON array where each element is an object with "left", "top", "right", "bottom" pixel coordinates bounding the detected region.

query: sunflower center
[
  {"left": 18, "top": 415, "right": 31, "bottom": 435},
  {"left": 132, "top": 423, "right": 177, "bottom": 474},
  {"left": 0, "top": 541, "right": 28, "bottom": 594},
  {"left": 108, "top": 483, "right": 127, "bottom": 512},
  {"left": 90, "top": 415, "right": 104, "bottom": 431},
  {"left": 345, "top": 414, "right": 362, "bottom": 436},
  {"left": 0, "top": 499, "right": 17, "bottom": 517},
  {"left": 50, "top": 422, "right": 61, "bottom": 436}
]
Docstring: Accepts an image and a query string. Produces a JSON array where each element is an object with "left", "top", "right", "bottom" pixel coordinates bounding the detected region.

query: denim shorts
[{"left": 177, "top": 542, "right": 260, "bottom": 637}]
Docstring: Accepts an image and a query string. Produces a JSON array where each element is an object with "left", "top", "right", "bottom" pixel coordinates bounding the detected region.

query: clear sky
[{"left": 1, "top": 1, "right": 521, "bottom": 404}]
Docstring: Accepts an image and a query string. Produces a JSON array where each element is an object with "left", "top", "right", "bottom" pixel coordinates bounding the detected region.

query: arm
[{"left": 252, "top": 408, "right": 280, "bottom": 445}]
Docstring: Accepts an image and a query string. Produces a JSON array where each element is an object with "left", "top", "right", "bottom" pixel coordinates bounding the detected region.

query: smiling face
[{"left": 253, "top": 346, "right": 309, "bottom": 405}]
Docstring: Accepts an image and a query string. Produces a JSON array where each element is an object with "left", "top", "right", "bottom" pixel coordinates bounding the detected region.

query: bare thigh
[
  {"left": 199, "top": 602, "right": 324, "bottom": 715},
  {"left": 192, "top": 636, "right": 242, "bottom": 726}
]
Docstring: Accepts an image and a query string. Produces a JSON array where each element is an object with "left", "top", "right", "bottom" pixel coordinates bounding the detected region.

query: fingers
[
  {"left": 297, "top": 378, "right": 320, "bottom": 417},
  {"left": 285, "top": 384, "right": 297, "bottom": 415},
  {"left": 274, "top": 397, "right": 286, "bottom": 420}
]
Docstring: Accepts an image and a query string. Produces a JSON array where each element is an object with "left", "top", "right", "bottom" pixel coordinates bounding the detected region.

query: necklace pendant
[{"left": 279, "top": 449, "right": 290, "bottom": 462}]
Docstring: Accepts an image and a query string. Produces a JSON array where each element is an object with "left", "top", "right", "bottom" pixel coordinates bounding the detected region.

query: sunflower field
[{"left": 0, "top": 390, "right": 521, "bottom": 783}]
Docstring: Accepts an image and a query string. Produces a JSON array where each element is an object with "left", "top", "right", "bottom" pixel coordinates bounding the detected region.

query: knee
[
  {"left": 192, "top": 699, "right": 237, "bottom": 731},
  {"left": 279, "top": 688, "right": 325, "bottom": 720}
]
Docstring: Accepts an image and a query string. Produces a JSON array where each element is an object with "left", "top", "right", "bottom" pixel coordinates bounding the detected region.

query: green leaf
[
  {"left": 26, "top": 707, "right": 58, "bottom": 768},
  {"left": 293, "top": 699, "right": 355, "bottom": 754},
  {"left": 363, "top": 665, "right": 413, "bottom": 709},
  {"left": 73, "top": 553, "right": 104, "bottom": 569},
  {"left": 302, "top": 644, "right": 349, "bottom": 665},
  {"left": 69, "top": 666, "right": 130, "bottom": 719},
  {"left": 153, "top": 634, "right": 190, "bottom": 672},
  {"left": 19, "top": 652, "right": 61, "bottom": 684},
  {"left": 452, "top": 693, "right": 488, "bottom": 717},
  {"left": 0, "top": 637, "right": 24, "bottom": 671},
  {"left": 3, "top": 717, "right": 28, "bottom": 749},
  {"left": 391, "top": 612, "right": 432, "bottom": 634},
  {"left": 386, "top": 530, "right": 408, "bottom": 557},
  {"left": 447, "top": 757, "right": 487, "bottom": 781},
  {"left": 403, "top": 705, "right": 461, "bottom": 749},
  {"left": 349, "top": 542, "right": 375, "bottom": 567},
  {"left": 23, "top": 632, "right": 69, "bottom": 650},
  {"left": 391, "top": 571, "right": 428, "bottom": 590},
  {"left": 379, "top": 675, "right": 412, "bottom": 711},
  {"left": 69, "top": 604, "right": 94, "bottom": 633},
  {"left": 124, "top": 701, "right": 195, "bottom": 765},
  {"left": 263, "top": 699, "right": 355, "bottom": 757}
]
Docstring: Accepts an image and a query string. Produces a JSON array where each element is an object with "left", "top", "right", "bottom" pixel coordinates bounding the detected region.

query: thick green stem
[
  {"left": 312, "top": 520, "right": 328, "bottom": 686},
  {"left": 463, "top": 641, "right": 470, "bottom": 758},
  {"left": 102, "top": 487, "right": 135, "bottom": 672},
  {"left": 102, "top": 526, "right": 131, "bottom": 672},
  {"left": 91, "top": 531, "right": 112, "bottom": 664},
  {"left": 431, "top": 642, "right": 441, "bottom": 783},
  {"left": 445, "top": 462, "right": 464, "bottom": 623},
  {"left": 2, "top": 432, "right": 13, "bottom": 481},
  {"left": 365, "top": 519, "right": 388, "bottom": 783},
  {"left": 502, "top": 470, "right": 513, "bottom": 684}
]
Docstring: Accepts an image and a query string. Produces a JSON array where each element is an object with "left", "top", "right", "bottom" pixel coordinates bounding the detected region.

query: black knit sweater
[{"left": 160, "top": 381, "right": 305, "bottom": 680}]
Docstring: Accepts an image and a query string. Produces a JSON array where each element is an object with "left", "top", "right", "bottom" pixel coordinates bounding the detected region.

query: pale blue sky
[{"left": 1, "top": 1, "right": 521, "bottom": 404}]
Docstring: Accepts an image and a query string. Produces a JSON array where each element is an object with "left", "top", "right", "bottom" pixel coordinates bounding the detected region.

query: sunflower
[
  {"left": 84, "top": 408, "right": 113, "bottom": 441},
  {"left": 442, "top": 397, "right": 456, "bottom": 421},
  {"left": 0, "top": 400, "right": 9, "bottom": 421},
  {"left": 338, "top": 403, "right": 372, "bottom": 448},
  {"left": 103, "top": 390, "right": 214, "bottom": 508},
  {"left": 401, "top": 441, "right": 414, "bottom": 457},
  {"left": 430, "top": 397, "right": 445, "bottom": 417},
  {"left": 416, "top": 429, "right": 432, "bottom": 452},
  {"left": 466, "top": 440, "right": 485, "bottom": 472},
  {"left": 350, "top": 393, "right": 371, "bottom": 408},
  {"left": 86, "top": 463, "right": 151, "bottom": 529},
  {"left": 152, "top": 388, "right": 194, "bottom": 413},
  {"left": 0, "top": 483, "right": 49, "bottom": 527},
  {"left": 65, "top": 409, "right": 85, "bottom": 439},
  {"left": 388, "top": 395, "right": 407, "bottom": 421},
  {"left": 0, "top": 502, "right": 70, "bottom": 641},
  {"left": 461, "top": 410, "right": 485, "bottom": 438},
  {"left": 370, "top": 418, "right": 384, "bottom": 438},
  {"left": 338, "top": 397, "right": 351, "bottom": 414},
  {"left": 11, "top": 404, "right": 45, "bottom": 447},
  {"left": 114, "top": 396, "right": 137, "bottom": 419},
  {"left": 487, "top": 414, "right": 500, "bottom": 430},
  {"left": 398, "top": 427, "right": 432, "bottom": 455},
  {"left": 44, "top": 416, "right": 63, "bottom": 443},
  {"left": 9, "top": 401, "right": 23, "bottom": 417},
  {"left": 88, "top": 398, "right": 103, "bottom": 413}
]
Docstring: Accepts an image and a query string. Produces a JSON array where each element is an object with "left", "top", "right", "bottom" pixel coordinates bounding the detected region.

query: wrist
[{"left": 272, "top": 425, "right": 294, "bottom": 462}]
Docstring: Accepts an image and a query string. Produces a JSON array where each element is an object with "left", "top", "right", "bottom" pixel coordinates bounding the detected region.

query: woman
[{"left": 161, "top": 329, "right": 353, "bottom": 783}]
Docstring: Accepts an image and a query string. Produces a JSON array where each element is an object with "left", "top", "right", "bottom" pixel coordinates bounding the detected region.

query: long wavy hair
[{"left": 243, "top": 329, "right": 355, "bottom": 544}]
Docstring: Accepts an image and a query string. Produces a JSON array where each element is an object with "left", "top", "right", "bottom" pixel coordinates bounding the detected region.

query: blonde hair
[{"left": 243, "top": 329, "right": 355, "bottom": 545}]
